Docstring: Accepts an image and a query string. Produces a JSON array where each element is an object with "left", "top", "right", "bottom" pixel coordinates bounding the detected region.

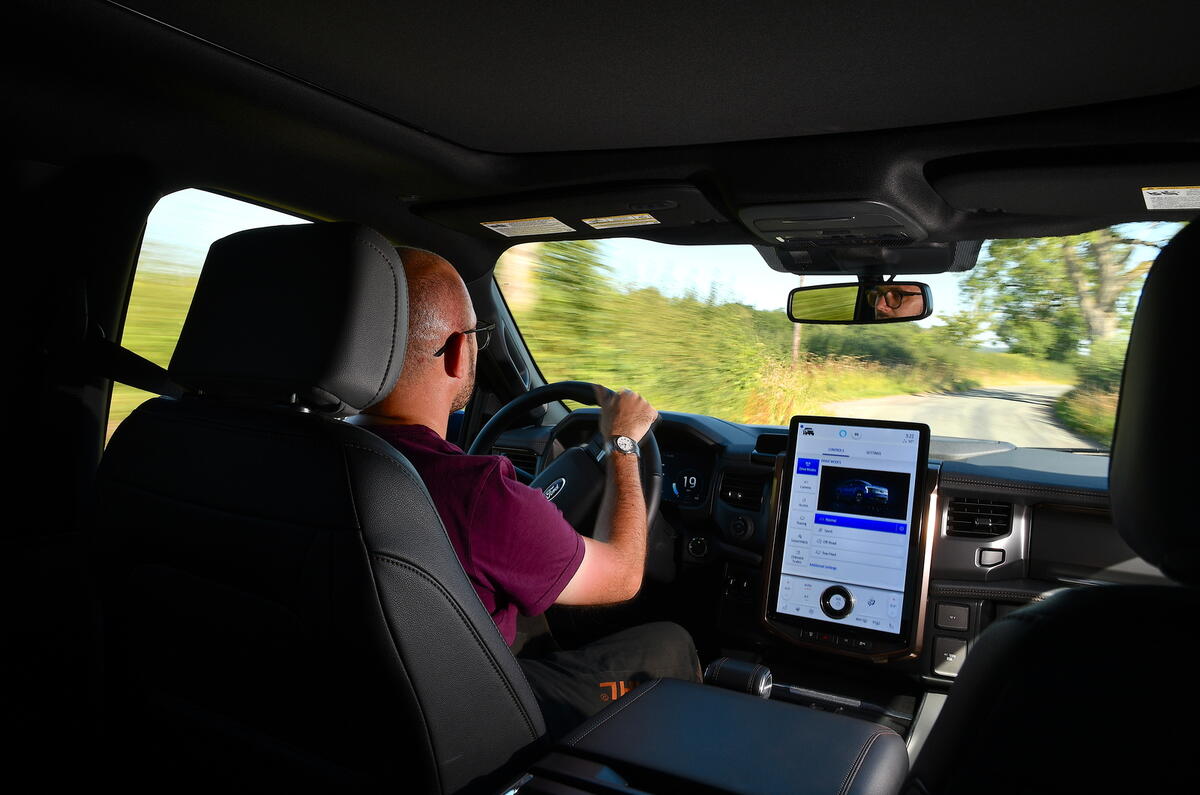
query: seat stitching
[
  {"left": 939, "top": 475, "right": 1107, "bottom": 500},
  {"left": 342, "top": 441, "right": 549, "bottom": 705},
  {"left": 356, "top": 236, "right": 402, "bottom": 406},
  {"left": 341, "top": 450, "right": 444, "bottom": 792},
  {"left": 838, "top": 731, "right": 884, "bottom": 795},
  {"left": 371, "top": 553, "right": 539, "bottom": 739},
  {"left": 711, "top": 656, "right": 727, "bottom": 683},
  {"left": 564, "top": 678, "right": 664, "bottom": 746}
]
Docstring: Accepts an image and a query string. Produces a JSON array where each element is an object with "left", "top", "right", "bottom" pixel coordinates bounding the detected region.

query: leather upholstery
[
  {"left": 95, "top": 223, "right": 545, "bottom": 792},
  {"left": 1110, "top": 220, "right": 1200, "bottom": 584},
  {"left": 170, "top": 223, "right": 408, "bottom": 416},
  {"left": 558, "top": 678, "right": 909, "bottom": 795}
]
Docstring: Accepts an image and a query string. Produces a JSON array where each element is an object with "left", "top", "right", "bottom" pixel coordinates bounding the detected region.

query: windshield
[{"left": 495, "top": 223, "right": 1183, "bottom": 449}]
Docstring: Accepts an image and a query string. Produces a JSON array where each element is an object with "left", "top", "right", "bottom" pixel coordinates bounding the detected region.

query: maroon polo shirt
[{"left": 366, "top": 423, "right": 584, "bottom": 646}]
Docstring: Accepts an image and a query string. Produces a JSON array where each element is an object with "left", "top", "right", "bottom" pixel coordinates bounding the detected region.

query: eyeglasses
[
  {"left": 433, "top": 321, "right": 495, "bottom": 357},
  {"left": 866, "top": 287, "right": 922, "bottom": 309}
]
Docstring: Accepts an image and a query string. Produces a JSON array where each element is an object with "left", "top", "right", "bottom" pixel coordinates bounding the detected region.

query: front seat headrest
[
  {"left": 169, "top": 222, "right": 408, "bottom": 417},
  {"left": 1110, "top": 219, "right": 1199, "bottom": 585}
]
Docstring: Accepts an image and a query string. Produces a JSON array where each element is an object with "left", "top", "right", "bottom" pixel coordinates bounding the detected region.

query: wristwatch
[{"left": 609, "top": 435, "right": 640, "bottom": 457}]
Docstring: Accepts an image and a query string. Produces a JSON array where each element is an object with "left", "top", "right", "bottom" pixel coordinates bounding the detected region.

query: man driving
[{"left": 349, "top": 247, "right": 701, "bottom": 737}]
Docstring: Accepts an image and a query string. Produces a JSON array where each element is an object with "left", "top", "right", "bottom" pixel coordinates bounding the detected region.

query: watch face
[{"left": 615, "top": 436, "right": 637, "bottom": 454}]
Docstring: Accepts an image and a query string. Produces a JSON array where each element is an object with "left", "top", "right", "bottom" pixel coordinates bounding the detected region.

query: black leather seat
[
  {"left": 907, "top": 221, "right": 1200, "bottom": 793},
  {"left": 95, "top": 223, "right": 546, "bottom": 792}
]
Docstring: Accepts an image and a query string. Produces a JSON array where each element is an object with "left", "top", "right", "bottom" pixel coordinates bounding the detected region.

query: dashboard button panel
[
  {"left": 935, "top": 602, "right": 970, "bottom": 631},
  {"left": 978, "top": 548, "right": 1005, "bottom": 567},
  {"left": 933, "top": 636, "right": 968, "bottom": 677}
]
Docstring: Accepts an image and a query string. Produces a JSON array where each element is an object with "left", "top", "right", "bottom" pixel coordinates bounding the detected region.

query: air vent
[
  {"left": 719, "top": 471, "right": 767, "bottom": 511},
  {"left": 755, "top": 433, "right": 788, "bottom": 456},
  {"left": 946, "top": 498, "right": 1013, "bottom": 538},
  {"left": 493, "top": 446, "right": 538, "bottom": 473}
]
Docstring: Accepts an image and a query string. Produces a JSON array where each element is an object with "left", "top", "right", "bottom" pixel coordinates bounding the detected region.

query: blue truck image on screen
[
  {"left": 834, "top": 479, "right": 889, "bottom": 505},
  {"left": 817, "top": 465, "right": 911, "bottom": 521}
]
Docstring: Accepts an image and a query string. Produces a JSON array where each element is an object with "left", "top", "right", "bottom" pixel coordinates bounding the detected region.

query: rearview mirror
[{"left": 787, "top": 282, "right": 932, "bottom": 324}]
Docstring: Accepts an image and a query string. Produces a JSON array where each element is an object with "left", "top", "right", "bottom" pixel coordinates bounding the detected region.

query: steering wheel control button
[
  {"left": 819, "top": 585, "right": 854, "bottom": 619},
  {"left": 933, "top": 636, "right": 969, "bottom": 678},
  {"left": 978, "top": 548, "right": 1005, "bottom": 567},
  {"left": 936, "top": 603, "right": 970, "bottom": 631},
  {"left": 541, "top": 478, "right": 566, "bottom": 501}
]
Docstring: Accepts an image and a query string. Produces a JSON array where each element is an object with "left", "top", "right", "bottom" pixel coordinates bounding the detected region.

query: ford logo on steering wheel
[{"left": 542, "top": 478, "right": 566, "bottom": 501}]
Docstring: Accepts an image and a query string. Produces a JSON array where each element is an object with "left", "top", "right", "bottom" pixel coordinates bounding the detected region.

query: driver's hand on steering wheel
[{"left": 594, "top": 386, "right": 658, "bottom": 442}]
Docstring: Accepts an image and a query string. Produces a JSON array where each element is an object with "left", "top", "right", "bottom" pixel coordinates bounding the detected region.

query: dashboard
[{"left": 491, "top": 408, "right": 1168, "bottom": 689}]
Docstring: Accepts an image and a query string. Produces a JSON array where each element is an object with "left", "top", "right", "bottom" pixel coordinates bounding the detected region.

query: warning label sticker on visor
[
  {"left": 582, "top": 213, "right": 661, "bottom": 229},
  {"left": 481, "top": 217, "right": 575, "bottom": 237},
  {"left": 1141, "top": 187, "right": 1200, "bottom": 210}
]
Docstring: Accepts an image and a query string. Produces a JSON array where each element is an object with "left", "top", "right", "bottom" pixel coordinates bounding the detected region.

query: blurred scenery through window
[
  {"left": 495, "top": 223, "right": 1181, "bottom": 449},
  {"left": 109, "top": 189, "right": 308, "bottom": 438}
]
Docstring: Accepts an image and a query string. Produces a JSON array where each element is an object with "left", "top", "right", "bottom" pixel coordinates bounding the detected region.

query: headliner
[
  {"left": 114, "top": 0, "right": 1200, "bottom": 153},
  {"left": 7, "top": 1, "right": 1200, "bottom": 281}
]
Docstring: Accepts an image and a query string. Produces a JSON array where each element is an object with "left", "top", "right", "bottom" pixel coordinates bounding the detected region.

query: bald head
[
  {"left": 397, "top": 247, "right": 475, "bottom": 379},
  {"left": 360, "top": 247, "right": 478, "bottom": 428}
]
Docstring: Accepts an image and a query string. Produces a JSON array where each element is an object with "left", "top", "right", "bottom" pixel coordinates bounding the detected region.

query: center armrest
[{"left": 532, "top": 678, "right": 908, "bottom": 794}]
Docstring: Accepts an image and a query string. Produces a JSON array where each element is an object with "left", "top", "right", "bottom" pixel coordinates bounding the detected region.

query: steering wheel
[{"left": 467, "top": 381, "right": 662, "bottom": 534}]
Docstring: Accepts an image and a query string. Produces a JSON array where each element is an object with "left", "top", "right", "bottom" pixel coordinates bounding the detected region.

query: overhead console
[
  {"left": 739, "top": 199, "right": 926, "bottom": 247},
  {"left": 741, "top": 200, "right": 978, "bottom": 276},
  {"left": 414, "top": 183, "right": 732, "bottom": 242},
  {"left": 762, "top": 416, "right": 933, "bottom": 661}
]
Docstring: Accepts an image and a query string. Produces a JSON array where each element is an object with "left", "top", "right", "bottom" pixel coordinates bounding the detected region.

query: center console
[
  {"left": 520, "top": 678, "right": 909, "bottom": 795},
  {"left": 520, "top": 417, "right": 939, "bottom": 794}
]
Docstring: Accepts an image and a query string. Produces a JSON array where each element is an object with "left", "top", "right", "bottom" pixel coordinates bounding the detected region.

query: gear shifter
[{"left": 703, "top": 657, "right": 773, "bottom": 698}]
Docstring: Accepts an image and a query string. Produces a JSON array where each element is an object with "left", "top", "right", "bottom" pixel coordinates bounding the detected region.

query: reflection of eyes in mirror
[
  {"left": 789, "top": 285, "right": 858, "bottom": 322},
  {"left": 867, "top": 286, "right": 926, "bottom": 319}
]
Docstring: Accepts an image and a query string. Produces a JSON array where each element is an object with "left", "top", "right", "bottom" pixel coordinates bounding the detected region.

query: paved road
[{"left": 823, "top": 383, "right": 1097, "bottom": 448}]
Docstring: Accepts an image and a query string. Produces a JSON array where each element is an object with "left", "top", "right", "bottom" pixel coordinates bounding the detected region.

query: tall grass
[
  {"left": 1055, "top": 388, "right": 1119, "bottom": 447},
  {"left": 1050, "top": 340, "right": 1127, "bottom": 447}
]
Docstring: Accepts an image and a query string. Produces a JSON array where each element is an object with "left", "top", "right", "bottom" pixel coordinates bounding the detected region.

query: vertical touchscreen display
[{"left": 775, "top": 420, "right": 924, "bottom": 635}]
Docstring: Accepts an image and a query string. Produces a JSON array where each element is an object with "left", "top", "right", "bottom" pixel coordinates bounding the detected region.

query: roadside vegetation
[
  {"left": 959, "top": 223, "right": 1182, "bottom": 447},
  {"left": 1052, "top": 340, "right": 1127, "bottom": 445},
  {"left": 497, "top": 241, "right": 1077, "bottom": 429}
]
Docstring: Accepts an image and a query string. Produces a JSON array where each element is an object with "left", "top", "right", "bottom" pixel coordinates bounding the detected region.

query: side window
[{"left": 108, "top": 189, "right": 308, "bottom": 439}]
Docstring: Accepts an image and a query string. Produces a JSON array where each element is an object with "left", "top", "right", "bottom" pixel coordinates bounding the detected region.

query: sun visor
[
  {"left": 415, "top": 184, "right": 730, "bottom": 242},
  {"left": 929, "top": 149, "right": 1200, "bottom": 217}
]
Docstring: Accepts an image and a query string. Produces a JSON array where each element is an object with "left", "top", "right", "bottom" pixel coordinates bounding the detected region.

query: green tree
[
  {"left": 933, "top": 310, "right": 986, "bottom": 348},
  {"left": 962, "top": 225, "right": 1175, "bottom": 359}
]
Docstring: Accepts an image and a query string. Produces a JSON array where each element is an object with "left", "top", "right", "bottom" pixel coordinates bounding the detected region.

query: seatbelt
[
  {"left": 86, "top": 334, "right": 183, "bottom": 399},
  {"left": 37, "top": 270, "right": 184, "bottom": 399}
]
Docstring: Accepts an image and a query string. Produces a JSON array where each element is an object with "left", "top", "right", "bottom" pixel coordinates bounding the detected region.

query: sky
[{"left": 139, "top": 188, "right": 308, "bottom": 275}]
